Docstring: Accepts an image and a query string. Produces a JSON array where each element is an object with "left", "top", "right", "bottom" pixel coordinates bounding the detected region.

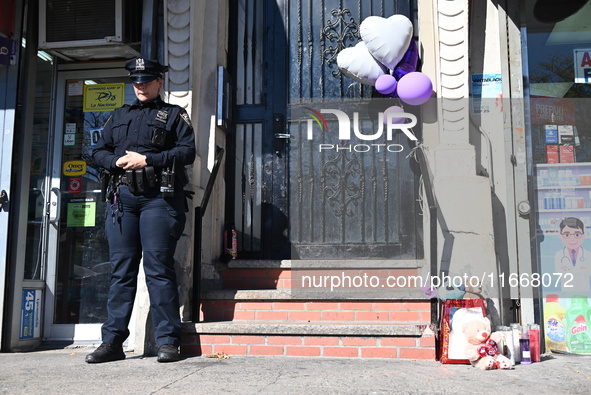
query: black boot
[
  {"left": 85, "top": 343, "right": 126, "bottom": 363},
  {"left": 157, "top": 344, "right": 180, "bottom": 362}
]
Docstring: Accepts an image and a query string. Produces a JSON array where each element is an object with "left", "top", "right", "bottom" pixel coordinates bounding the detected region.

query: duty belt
[
  {"left": 116, "top": 167, "right": 160, "bottom": 194},
  {"left": 118, "top": 174, "right": 129, "bottom": 185}
]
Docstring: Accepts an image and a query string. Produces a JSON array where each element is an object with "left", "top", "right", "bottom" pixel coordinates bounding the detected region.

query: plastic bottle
[
  {"left": 544, "top": 294, "right": 567, "bottom": 352},
  {"left": 520, "top": 325, "right": 532, "bottom": 364},
  {"left": 500, "top": 326, "right": 515, "bottom": 366},
  {"left": 565, "top": 297, "right": 591, "bottom": 354},
  {"left": 529, "top": 324, "right": 541, "bottom": 362},
  {"left": 510, "top": 323, "right": 522, "bottom": 364}
]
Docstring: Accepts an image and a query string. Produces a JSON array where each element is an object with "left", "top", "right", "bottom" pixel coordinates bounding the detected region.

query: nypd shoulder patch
[{"left": 180, "top": 112, "right": 193, "bottom": 129}]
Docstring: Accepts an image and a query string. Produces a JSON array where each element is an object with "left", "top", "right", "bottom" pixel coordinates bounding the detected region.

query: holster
[{"left": 101, "top": 170, "right": 111, "bottom": 202}]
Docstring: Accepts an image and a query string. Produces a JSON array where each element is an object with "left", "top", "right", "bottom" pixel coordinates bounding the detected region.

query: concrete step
[
  {"left": 181, "top": 321, "right": 436, "bottom": 359},
  {"left": 187, "top": 320, "right": 427, "bottom": 336},
  {"left": 227, "top": 259, "right": 425, "bottom": 269},
  {"left": 198, "top": 258, "right": 436, "bottom": 359}
]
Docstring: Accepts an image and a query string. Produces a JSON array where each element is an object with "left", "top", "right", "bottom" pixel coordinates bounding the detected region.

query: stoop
[{"left": 181, "top": 260, "right": 436, "bottom": 359}]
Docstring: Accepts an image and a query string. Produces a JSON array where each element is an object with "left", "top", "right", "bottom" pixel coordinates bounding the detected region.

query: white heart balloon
[
  {"left": 336, "top": 42, "right": 387, "bottom": 86},
  {"left": 360, "top": 14, "right": 413, "bottom": 71}
]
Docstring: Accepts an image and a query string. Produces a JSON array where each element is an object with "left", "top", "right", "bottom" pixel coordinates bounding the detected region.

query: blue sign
[{"left": 20, "top": 289, "right": 41, "bottom": 339}]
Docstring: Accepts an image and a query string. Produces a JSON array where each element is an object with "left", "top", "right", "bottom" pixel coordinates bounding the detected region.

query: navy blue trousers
[{"left": 102, "top": 185, "right": 185, "bottom": 348}]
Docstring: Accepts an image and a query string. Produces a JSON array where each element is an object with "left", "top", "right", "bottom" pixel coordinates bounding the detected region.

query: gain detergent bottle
[
  {"left": 544, "top": 294, "right": 567, "bottom": 352},
  {"left": 565, "top": 297, "right": 591, "bottom": 354}
]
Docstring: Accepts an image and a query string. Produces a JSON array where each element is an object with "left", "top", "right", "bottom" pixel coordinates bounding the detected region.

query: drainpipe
[{"left": 141, "top": 0, "right": 158, "bottom": 59}]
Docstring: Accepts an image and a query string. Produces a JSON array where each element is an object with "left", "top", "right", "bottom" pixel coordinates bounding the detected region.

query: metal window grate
[{"left": 45, "top": 0, "right": 117, "bottom": 43}]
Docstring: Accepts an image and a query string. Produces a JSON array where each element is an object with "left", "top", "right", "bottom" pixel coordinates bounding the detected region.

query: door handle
[
  {"left": 274, "top": 133, "right": 293, "bottom": 139},
  {"left": 49, "top": 187, "right": 61, "bottom": 225}
]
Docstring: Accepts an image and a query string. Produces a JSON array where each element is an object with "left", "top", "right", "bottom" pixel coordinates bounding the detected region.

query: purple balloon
[
  {"left": 375, "top": 74, "right": 398, "bottom": 95},
  {"left": 396, "top": 72, "right": 433, "bottom": 106},
  {"left": 393, "top": 40, "right": 419, "bottom": 80},
  {"left": 383, "top": 105, "right": 405, "bottom": 124}
]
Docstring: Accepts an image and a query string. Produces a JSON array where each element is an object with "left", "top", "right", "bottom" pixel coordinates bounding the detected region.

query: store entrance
[{"left": 42, "top": 68, "right": 134, "bottom": 342}]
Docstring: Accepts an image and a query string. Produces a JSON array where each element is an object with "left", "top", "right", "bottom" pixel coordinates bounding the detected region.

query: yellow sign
[
  {"left": 63, "top": 160, "right": 87, "bottom": 176},
  {"left": 83, "top": 83, "right": 125, "bottom": 112}
]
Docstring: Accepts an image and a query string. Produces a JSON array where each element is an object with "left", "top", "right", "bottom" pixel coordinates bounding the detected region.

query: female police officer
[{"left": 86, "top": 58, "right": 196, "bottom": 363}]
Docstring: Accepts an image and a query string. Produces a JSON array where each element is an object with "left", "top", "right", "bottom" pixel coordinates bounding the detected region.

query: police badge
[{"left": 136, "top": 58, "right": 145, "bottom": 70}]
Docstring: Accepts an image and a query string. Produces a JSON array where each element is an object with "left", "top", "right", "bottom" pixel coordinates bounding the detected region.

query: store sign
[
  {"left": 63, "top": 160, "right": 87, "bottom": 176},
  {"left": 530, "top": 97, "right": 576, "bottom": 125},
  {"left": 574, "top": 49, "right": 591, "bottom": 83},
  {"left": 68, "top": 177, "right": 82, "bottom": 194},
  {"left": 83, "top": 83, "right": 124, "bottom": 112}
]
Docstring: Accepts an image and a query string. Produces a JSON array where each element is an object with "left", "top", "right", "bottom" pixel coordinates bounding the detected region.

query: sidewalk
[{"left": 0, "top": 347, "right": 590, "bottom": 394}]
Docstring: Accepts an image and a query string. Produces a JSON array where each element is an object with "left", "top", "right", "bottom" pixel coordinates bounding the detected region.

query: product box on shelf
[
  {"left": 547, "top": 145, "right": 559, "bottom": 163},
  {"left": 545, "top": 125, "right": 559, "bottom": 144},
  {"left": 560, "top": 145, "right": 575, "bottom": 163},
  {"left": 558, "top": 125, "right": 575, "bottom": 144}
]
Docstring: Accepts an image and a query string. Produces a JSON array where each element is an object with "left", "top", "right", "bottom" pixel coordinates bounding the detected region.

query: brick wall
[
  {"left": 200, "top": 300, "right": 432, "bottom": 323},
  {"left": 181, "top": 333, "right": 436, "bottom": 359}
]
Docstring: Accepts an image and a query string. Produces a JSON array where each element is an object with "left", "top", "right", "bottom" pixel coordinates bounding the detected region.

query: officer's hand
[
  {"left": 120, "top": 150, "right": 148, "bottom": 170},
  {"left": 115, "top": 155, "right": 130, "bottom": 168}
]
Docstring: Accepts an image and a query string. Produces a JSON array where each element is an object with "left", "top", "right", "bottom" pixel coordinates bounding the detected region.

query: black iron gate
[{"left": 227, "top": 0, "right": 422, "bottom": 260}]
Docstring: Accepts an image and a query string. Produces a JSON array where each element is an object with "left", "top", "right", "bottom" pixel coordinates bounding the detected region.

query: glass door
[{"left": 43, "top": 68, "right": 134, "bottom": 342}]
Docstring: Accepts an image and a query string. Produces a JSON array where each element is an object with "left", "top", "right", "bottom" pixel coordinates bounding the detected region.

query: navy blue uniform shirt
[{"left": 92, "top": 97, "right": 196, "bottom": 174}]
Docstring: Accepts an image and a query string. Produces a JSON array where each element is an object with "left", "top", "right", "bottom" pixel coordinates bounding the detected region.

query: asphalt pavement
[{"left": 0, "top": 347, "right": 590, "bottom": 394}]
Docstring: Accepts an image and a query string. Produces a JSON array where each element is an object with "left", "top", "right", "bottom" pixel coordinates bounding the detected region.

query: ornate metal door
[
  {"left": 288, "top": 0, "right": 422, "bottom": 260},
  {"left": 228, "top": 0, "right": 422, "bottom": 260}
]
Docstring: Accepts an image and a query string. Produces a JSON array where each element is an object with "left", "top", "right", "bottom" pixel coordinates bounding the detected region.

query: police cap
[{"left": 125, "top": 57, "right": 169, "bottom": 83}]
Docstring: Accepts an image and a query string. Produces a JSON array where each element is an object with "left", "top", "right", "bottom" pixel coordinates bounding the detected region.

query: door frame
[
  {"left": 0, "top": 47, "right": 21, "bottom": 350},
  {"left": 2, "top": 0, "right": 43, "bottom": 352},
  {"left": 42, "top": 66, "right": 129, "bottom": 343}
]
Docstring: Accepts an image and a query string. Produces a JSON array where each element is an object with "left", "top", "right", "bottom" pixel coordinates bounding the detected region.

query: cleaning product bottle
[
  {"left": 565, "top": 296, "right": 591, "bottom": 354},
  {"left": 529, "top": 324, "right": 541, "bottom": 362},
  {"left": 544, "top": 294, "right": 567, "bottom": 352},
  {"left": 501, "top": 326, "right": 515, "bottom": 366},
  {"left": 510, "top": 323, "right": 522, "bottom": 363},
  {"left": 520, "top": 325, "right": 532, "bottom": 364}
]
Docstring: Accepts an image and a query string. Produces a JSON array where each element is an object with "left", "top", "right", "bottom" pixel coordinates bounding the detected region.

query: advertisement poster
[
  {"left": 20, "top": 289, "right": 42, "bottom": 339},
  {"left": 471, "top": 73, "right": 502, "bottom": 115},
  {"left": 536, "top": 165, "right": 591, "bottom": 354},
  {"left": 67, "top": 196, "right": 96, "bottom": 227}
]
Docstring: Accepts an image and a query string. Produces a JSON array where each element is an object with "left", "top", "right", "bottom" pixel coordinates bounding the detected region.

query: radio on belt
[{"left": 160, "top": 157, "right": 176, "bottom": 197}]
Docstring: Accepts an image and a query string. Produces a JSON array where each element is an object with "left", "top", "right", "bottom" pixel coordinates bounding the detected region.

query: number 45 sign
[{"left": 20, "top": 289, "right": 42, "bottom": 339}]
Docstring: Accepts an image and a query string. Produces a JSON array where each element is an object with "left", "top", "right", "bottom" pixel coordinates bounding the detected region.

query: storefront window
[{"left": 524, "top": 0, "right": 591, "bottom": 354}]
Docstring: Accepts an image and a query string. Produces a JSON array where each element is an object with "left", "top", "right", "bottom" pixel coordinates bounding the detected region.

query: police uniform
[{"left": 88, "top": 58, "right": 196, "bottom": 363}]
